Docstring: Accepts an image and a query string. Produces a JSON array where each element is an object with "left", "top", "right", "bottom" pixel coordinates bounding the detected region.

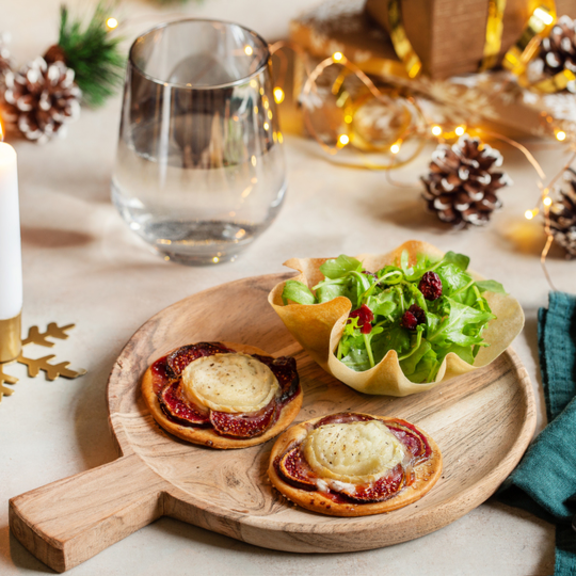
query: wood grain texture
[{"left": 9, "top": 273, "right": 537, "bottom": 572}]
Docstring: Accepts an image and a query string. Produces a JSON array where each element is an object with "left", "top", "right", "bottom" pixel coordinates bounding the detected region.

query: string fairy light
[
  {"left": 555, "top": 130, "right": 566, "bottom": 141},
  {"left": 270, "top": 44, "right": 428, "bottom": 168},
  {"left": 338, "top": 134, "right": 350, "bottom": 147},
  {"left": 106, "top": 17, "right": 118, "bottom": 30}
]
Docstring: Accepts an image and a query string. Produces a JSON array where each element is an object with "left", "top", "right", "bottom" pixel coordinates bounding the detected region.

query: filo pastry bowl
[{"left": 268, "top": 240, "right": 524, "bottom": 397}]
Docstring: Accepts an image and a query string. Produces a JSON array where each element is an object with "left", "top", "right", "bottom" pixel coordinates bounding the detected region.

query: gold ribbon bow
[
  {"left": 502, "top": 2, "right": 576, "bottom": 92},
  {"left": 387, "top": 0, "right": 572, "bottom": 92}
]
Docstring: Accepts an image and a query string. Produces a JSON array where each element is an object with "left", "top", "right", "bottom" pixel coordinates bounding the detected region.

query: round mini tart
[
  {"left": 268, "top": 412, "right": 442, "bottom": 516},
  {"left": 142, "top": 341, "right": 302, "bottom": 449}
]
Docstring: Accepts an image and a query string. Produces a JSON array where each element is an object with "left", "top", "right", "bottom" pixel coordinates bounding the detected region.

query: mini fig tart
[
  {"left": 142, "top": 342, "right": 302, "bottom": 449},
  {"left": 268, "top": 412, "right": 442, "bottom": 516}
]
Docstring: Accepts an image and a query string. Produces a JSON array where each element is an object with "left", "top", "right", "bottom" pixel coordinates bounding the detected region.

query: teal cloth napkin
[{"left": 499, "top": 291, "right": 576, "bottom": 575}]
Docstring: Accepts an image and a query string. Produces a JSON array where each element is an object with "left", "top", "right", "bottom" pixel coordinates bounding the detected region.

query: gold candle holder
[{"left": 0, "top": 312, "right": 21, "bottom": 363}]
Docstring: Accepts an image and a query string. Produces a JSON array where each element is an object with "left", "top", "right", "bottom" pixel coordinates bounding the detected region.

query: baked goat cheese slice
[
  {"left": 303, "top": 420, "right": 405, "bottom": 484},
  {"left": 181, "top": 352, "right": 281, "bottom": 413}
]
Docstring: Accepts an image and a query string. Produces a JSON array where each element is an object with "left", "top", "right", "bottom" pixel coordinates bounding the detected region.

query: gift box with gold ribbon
[
  {"left": 289, "top": 0, "right": 576, "bottom": 140},
  {"left": 364, "top": 0, "right": 576, "bottom": 79}
]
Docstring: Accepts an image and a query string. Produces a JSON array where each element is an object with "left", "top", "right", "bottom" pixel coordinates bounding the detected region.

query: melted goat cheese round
[
  {"left": 303, "top": 420, "right": 405, "bottom": 483},
  {"left": 181, "top": 353, "right": 280, "bottom": 413}
]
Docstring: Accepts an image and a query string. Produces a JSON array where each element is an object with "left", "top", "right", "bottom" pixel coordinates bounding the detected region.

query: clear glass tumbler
[{"left": 111, "top": 19, "right": 286, "bottom": 264}]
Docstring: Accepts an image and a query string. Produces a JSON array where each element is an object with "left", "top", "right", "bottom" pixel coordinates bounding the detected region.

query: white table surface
[{"left": 1, "top": 0, "right": 572, "bottom": 574}]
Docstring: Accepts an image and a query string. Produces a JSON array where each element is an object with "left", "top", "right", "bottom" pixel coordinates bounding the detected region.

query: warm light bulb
[
  {"left": 455, "top": 126, "right": 465, "bottom": 136},
  {"left": 263, "top": 122, "right": 270, "bottom": 130},
  {"left": 273, "top": 87, "right": 285, "bottom": 104},
  {"left": 344, "top": 114, "right": 353, "bottom": 124},
  {"left": 332, "top": 52, "right": 344, "bottom": 62},
  {"left": 431, "top": 125, "right": 442, "bottom": 136},
  {"left": 534, "top": 7, "right": 554, "bottom": 25},
  {"left": 543, "top": 196, "right": 552, "bottom": 206},
  {"left": 390, "top": 143, "right": 401, "bottom": 154},
  {"left": 244, "top": 45, "right": 254, "bottom": 56},
  {"left": 212, "top": 256, "right": 220, "bottom": 263},
  {"left": 525, "top": 209, "right": 535, "bottom": 220},
  {"left": 338, "top": 134, "right": 350, "bottom": 146},
  {"left": 556, "top": 130, "right": 566, "bottom": 141},
  {"left": 106, "top": 17, "right": 118, "bottom": 30}
]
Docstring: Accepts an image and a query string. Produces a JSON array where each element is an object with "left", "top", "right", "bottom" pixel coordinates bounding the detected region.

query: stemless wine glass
[{"left": 111, "top": 20, "right": 286, "bottom": 265}]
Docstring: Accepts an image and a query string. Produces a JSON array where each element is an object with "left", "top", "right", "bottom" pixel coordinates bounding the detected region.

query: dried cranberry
[
  {"left": 349, "top": 304, "right": 374, "bottom": 334},
  {"left": 362, "top": 270, "right": 378, "bottom": 280},
  {"left": 418, "top": 271, "right": 443, "bottom": 300},
  {"left": 401, "top": 304, "right": 426, "bottom": 330}
]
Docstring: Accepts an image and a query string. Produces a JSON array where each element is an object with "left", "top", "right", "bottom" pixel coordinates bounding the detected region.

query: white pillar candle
[{"left": 0, "top": 141, "right": 22, "bottom": 320}]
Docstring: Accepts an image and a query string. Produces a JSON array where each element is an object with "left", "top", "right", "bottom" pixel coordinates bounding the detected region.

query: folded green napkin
[{"left": 499, "top": 291, "right": 576, "bottom": 575}]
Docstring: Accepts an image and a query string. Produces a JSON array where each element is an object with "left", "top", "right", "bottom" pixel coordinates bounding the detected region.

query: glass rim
[{"left": 128, "top": 18, "right": 271, "bottom": 91}]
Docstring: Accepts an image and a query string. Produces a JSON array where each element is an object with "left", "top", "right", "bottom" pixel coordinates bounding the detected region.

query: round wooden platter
[{"left": 9, "top": 273, "right": 537, "bottom": 573}]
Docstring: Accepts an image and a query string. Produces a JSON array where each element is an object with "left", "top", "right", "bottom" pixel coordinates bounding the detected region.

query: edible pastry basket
[{"left": 268, "top": 240, "right": 525, "bottom": 396}]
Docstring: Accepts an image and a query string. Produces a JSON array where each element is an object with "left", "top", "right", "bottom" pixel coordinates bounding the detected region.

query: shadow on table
[
  {"left": 74, "top": 350, "right": 123, "bottom": 470},
  {"left": 523, "top": 310, "right": 548, "bottom": 432},
  {"left": 496, "top": 217, "right": 569, "bottom": 259},
  {"left": 21, "top": 227, "right": 95, "bottom": 249},
  {"left": 361, "top": 196, "right": 461, "bottom": 234},
  {"left": 0, "top": 526, "right": 52, "bottom": 573},
  {"left": 148, "top": 499, "right": 556, "bottom": 574}
]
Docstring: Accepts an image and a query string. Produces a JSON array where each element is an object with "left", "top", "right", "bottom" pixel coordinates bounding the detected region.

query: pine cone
[
  {"left": 549, "top": 170, "right": 576, "bottom": 258},
  {"left": 2, "top": 57, "right": 81, "bottom": 143},
  {"left": 531, "top": 15, "right": 576, "bottom": 92},
  {"left": 422, "top": 134, "right": 512, "bottom": 228}
]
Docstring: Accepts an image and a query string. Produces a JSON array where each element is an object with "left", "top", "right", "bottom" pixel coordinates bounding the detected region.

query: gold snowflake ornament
[{"left": 0, "top": 322, "right": 86, "bottom": 402}]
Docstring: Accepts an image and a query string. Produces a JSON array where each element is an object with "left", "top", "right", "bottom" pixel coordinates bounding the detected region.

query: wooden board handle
[{"left": 9, "top": 454, "right": 166, "bottom": 573}]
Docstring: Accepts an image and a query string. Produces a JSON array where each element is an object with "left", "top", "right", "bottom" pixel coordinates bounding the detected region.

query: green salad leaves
[{"left": 282, "top": 251, "right": 506, "bottom": 383}]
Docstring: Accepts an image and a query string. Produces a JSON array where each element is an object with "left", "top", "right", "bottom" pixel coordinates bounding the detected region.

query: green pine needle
[{"left": 58, "top": 2, "right": 124, "bottom": 108}]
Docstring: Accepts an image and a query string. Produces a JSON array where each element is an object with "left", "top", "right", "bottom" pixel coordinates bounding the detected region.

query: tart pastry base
[
  {"left": 142, "top": 342, "right": 302, "bottom": 449},
  {"left": 268, "top": 413, "right": 442, "bottom": 516}
]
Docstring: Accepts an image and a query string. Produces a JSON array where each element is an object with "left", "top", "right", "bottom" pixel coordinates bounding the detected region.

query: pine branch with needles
[{"left": 54, "top": 2, "right": 124, "bottom": 107}]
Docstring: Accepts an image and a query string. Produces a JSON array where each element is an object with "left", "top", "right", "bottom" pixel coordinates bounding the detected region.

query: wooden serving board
[{"left": 9, "top": 273, "right": 537, "bottom": 573}]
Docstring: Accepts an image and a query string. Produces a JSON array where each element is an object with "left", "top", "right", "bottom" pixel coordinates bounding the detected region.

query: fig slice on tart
[
  {"left": 210, "top": 398, "right": 277, "bottom": 438},
  {"left": 142, "top": 341, "right": 302, "bottom": 449},
  {"left": 158, "top": 381, "right": 210, "bottom": 427},
  {"left": 278, "top": 447, "right": 317, "bottom": 491},
  {"left": 387, "top": 419, "right": 432, "bottom": 463},
  {"left": 166, "top": 342, "right": 233, "bottom": 376},
  {"left": 269, "top": 412, "right": 442, "bottom": 516},
  {"left": 342, "top": 463, "right": 406, "bottom": 503}
]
